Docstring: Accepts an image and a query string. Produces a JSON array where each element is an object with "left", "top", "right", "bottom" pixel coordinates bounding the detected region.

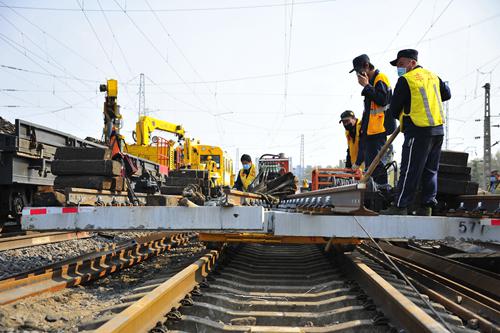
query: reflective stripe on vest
[
  {"left": 401, "top": 67, "right": 444, "bottom": 130},
  {"left": 345, "top": 120, "right": 362, "bottom": 166},
  {"left": 367, "top": 72, "right": 391, "bottom": 135},
  {"left": 239, "top": 164, "right": 256, "bottom": 191}
]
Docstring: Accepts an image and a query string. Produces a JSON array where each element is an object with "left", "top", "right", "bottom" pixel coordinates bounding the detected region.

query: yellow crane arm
[{"left": 135, "top": 115, "right": 185, "bottom": 145}]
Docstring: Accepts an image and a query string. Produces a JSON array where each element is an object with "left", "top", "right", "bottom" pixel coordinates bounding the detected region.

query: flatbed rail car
[
  {"left": 0, "top": 119, "right": 168, "bottom": 221},
  {"left": 0, "top": 119, "right": 104, "bottom": 220}
]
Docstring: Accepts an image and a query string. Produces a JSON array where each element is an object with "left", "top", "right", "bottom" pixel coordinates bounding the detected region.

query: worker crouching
[{"left": 233, "top": 154, "right": 257, "bottom": 192}]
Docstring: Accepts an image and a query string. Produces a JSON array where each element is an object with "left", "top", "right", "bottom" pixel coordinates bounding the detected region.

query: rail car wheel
[{"left": 12, "top": 192, "right": 26, "bottom": 216}]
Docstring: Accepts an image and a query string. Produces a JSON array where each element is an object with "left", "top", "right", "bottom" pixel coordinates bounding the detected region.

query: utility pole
[
  {"left": 300, "top": 134, "right": 305, "bottom": 180},
  {"left": 483, "top": 83, "right": 491, "bottom": 190},
  {"left": 138, "top": 73, "right": 146, "bottom": 117},
  {"left": 444, "top": 81, "right": 449, "bottom": 150}
]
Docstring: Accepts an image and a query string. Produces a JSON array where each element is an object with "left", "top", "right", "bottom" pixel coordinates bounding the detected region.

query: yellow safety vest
[
  {"left": 401, "top": 67, "right": 444, "bottom": 131},
  {"left": 345, "top": 120, "right": 362, "bottom": 166},
  {"left": 239, "top": 164, "right": 257, "bottom": 191},
  {"left": 367, "top": 72, "right": 391, "bottom": 135}
]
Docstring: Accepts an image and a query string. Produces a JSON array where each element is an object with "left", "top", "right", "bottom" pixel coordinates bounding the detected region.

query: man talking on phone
[{"left": 349, "top": 54, "right": 394, "bottom": 191}]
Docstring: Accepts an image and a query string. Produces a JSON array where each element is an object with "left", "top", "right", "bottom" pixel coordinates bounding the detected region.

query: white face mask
[{"left": 397, "top": 67, "right": 407, "bottom": 77}]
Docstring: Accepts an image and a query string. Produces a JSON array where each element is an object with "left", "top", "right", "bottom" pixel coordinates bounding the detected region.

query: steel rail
[
  {"left": 341, "top": 252, "right": 449, "bottom": 333},
  {"left": 0, "top": 231, "right": 91, "bottom": 251},
  {"left": 377, "top": 241, "right": 500, "bottom": 303},
  {"left": 94, "top": 243, "right": 454, "bottom": 333},
  {"left": 280, "top": 183, "right": 376, "bottom": 215},
  {"left": 95, "top": 249, "right": 220, "bottom": 333},
  {"left": 0, "top": 232, "right": 197, "bottom": 304},
  {"left": 358, "top": 243, "right": 500, "bottom": 332}
]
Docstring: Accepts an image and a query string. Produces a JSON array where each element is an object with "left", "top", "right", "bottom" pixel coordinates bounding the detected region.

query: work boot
[
  {"left": 380, "top": 205, "right": 407, "bottom": 215},
  {"left": 415, "top": 206, "right": 432, "bottom": 216}
]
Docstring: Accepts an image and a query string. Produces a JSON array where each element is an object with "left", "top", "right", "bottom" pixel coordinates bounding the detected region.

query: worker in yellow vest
[
  {"left": 382, "top": 49, "right": 451, "bottom": 216},
  {"left": 350, "top": 54, "right": 394, "bottom": 190},
  {"left": 339, "top": 110, "right": 363, "bottom": 169},
  {"left": 233, "top": 154, "right": 257, "bottom": 192}
]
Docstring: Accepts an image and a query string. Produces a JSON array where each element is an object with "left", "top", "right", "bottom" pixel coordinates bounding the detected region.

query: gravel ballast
[
  {"left": 0, "top": 232, "right": 157, "bottom": 280},
  {"left": 0, "top": 242, "right": 206, "bottom": 332}
]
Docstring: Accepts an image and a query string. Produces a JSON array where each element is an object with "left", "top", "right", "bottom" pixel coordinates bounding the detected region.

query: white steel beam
[
  {"left": 269, "top": 211, "right": 500, "bottom": 242},
  {"left": 21, "top": 206, "right": 266, "bottom": 231},
  {"left": 21, "top": 206, "right": 500, "bottom": 242}
]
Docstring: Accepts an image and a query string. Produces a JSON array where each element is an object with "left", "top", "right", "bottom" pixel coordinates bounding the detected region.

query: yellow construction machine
[
  {"left": 125, "top": 115, "right": 234, "bottom": 193},
  {"left": 95, "top": 76, "right": 235, "bottom": 197},
  {"left": 127, "top": 115, "right": 186, "bottom": 169}
]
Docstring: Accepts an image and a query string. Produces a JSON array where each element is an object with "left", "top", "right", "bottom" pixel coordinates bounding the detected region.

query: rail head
[
  {"left": 95, "top": 249, "right": 221, "bottom": 333},
  {"left": 341, "top": 252, "right": 449, "bottom": 333}
]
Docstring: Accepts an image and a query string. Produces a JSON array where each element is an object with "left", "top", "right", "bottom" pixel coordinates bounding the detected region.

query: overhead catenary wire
[
  {"left": 24, "top": 94, "right": 101, "bottom": 117},
  {"left": 111, "top": 0, "right": 216, "bottom": 116},
  {"left": 384, "top": 0, "right": 423, "bottom": 53},
  {"left": 0, "top": 64, "right": 101, "bottom": 83},
  {"left": 110, "top": 0, "right": 230, "bottom": 145},
  {"left": 0, "top": 13, "right": 96, "bottom": 92},
  {"left": 1, "top": 12, "right": 497, "bottom": 89},
  {"left": 0, "top": 1, "right": 107, "bottom": 76},
  {"left": 96, "top": 0, "right": 134, "bottom": 75},
  {"left": 0, "top": 0, "right": 338, "bottom": 13},
  {"left": 284, "top": 0, "right": 295, "bottom": 114},
  {"left": 0, "top": 34, "right": 84, "bottom": 107},
  {"left": 415, "top": 0, "right": 454, "bottom": 46},
  {"left": 76, "top": 0, "right": 136, "bottom": 109},
  {"left": 0, "top": 32, "right": 93, "bottom": 102},
  {"left": 143, "top": 0, "right": 233, "bottom": 142}
]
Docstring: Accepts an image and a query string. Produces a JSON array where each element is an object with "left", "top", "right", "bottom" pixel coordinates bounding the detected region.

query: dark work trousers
[
  {"left": 364, "top": 134, "right": 388, "bottom": 186},
  {"left": 395, "top": 134, "right": 443, "bottom": 208}
]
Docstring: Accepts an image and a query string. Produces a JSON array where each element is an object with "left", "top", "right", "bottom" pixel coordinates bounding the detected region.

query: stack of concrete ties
[
  {"left": 438, "top": 150, "right": 478, "bottom": 195},
  {"left": 51, "top": 147, "right": 127, "bottom": 192}
]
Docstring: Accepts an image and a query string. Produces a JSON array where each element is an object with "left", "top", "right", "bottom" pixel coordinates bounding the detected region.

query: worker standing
[
  {"left": 350, "top": 54, "right": 394, "bottom": 190},
  {"left": 382, "top": 49, "right": 451, "bottom": 216},
  {"left": 339, "top": 110, "right": 364, "bottom": 169},
  {"left": 233, "top": 154, "right": 257, "bottom": 192}
]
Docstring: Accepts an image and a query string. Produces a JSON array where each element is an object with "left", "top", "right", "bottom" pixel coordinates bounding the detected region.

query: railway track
[
  {"left": 0, "top": 232, "right": 197, "bottom": 305},
  {"left": 0, "top": 231, "right": 91, "bottom": 251},
  {"left": 359, "top": 241, "right": 500, "bottom": 333},
  {"left": 87, "top": 243, "right": 483, "bottom": 333}
]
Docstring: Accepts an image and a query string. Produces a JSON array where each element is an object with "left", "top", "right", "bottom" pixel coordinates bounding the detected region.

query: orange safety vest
[
  {"left": 345, "top": 119, "right": 362, "bottom": 166},
  {"left": 367, "top": 72, "right": 391, "bottom": 135},
  {"left": 239, "top": 164, "right": 257, "bottom": 191}
]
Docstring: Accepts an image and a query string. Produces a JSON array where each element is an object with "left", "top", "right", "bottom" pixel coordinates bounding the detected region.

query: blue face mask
[
  {"left": 242, "top": 164, "right": 251, "bottom": 170},
  {"left": 397, "top": 67, "right": 406, "bottom": 77}
]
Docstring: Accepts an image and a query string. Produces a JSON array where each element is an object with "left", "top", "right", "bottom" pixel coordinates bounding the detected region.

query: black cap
[
  {"left": 349, "top": 54, "right": 370, "bottom": 73},
  {"left": 339, "top": 110, "right": 355, "bottom": 123},
  {"left": 390, "top": 49, "right": 418, "bottom": 66},
  {"left": 240, "top": 154, "right": 252, "bottom": 163}
]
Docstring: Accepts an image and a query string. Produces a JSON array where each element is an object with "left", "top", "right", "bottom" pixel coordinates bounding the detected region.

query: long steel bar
[
  {"left": 95, "top": 249, "right": 221, "bottom": 333},
  {"left": 358, "top": 244, "right": 499, "bottom": 332},
  {"left": 342, "top": 252, "right": 448, "bottom": 333},
  {"left": 0, "top": 233, "right": 196, "bottom": 304},
  {"left": 377, "top": 242, "right": 500, "bottom": 301},
  {"left": 0, "top": 231, "right": 91, "bottom": 251},
  {"left": 21, "top": 206, "right": 265, "bottom": 231},
  {"left": 21, "top": 206, "right": 500, "bottom": 242},
  {"left": 271, "top": 211, "right": 500, "bottom": 242},
  {"left": 282, "top": 183, "right": 376, "bottom": 215}
]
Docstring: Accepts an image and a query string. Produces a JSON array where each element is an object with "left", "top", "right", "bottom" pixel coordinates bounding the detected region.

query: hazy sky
[{"left": 1, "top": 0, "right": 499, "bottom": 168}]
